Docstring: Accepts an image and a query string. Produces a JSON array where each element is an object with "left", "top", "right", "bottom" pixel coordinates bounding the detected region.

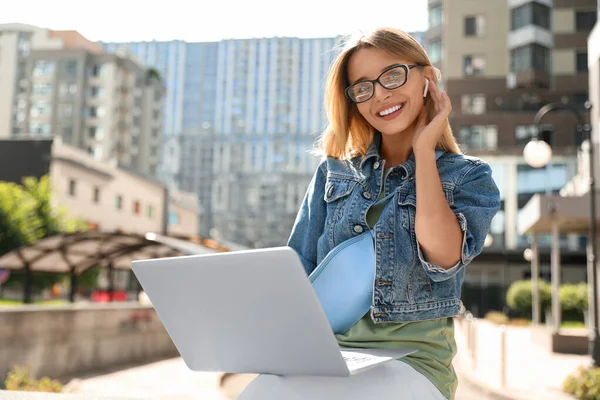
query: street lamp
[
  {"left": 523, "top": 102, "right": 599, "bottom": 366},
  {"left": 523, "top": 139, "right": 552, "bottom": 168}
]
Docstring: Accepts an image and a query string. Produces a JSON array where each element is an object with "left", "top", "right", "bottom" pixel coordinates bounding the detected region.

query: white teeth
[{"left": 379, "top": 104, "right": 403, "bottom": 116}]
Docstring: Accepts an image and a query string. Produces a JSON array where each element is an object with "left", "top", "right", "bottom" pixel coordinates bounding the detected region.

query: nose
[{"left": 372, "top": 82, "right": 391, "bottom": 101}]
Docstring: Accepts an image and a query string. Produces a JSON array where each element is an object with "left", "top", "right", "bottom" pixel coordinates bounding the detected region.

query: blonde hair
[{"left": 317, "top": 27, "right": 461, "bottom": 159}]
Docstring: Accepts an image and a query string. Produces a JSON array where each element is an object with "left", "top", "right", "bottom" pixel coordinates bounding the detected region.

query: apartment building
[
  {"left": 0, "top": 24, "right": 164, "bottom": 178},
  {"left": 103, "top": 33, "right": 426, "bottom": 245},
  {"left": 426, "top": 0, "right": 597, "bottom": 251}
]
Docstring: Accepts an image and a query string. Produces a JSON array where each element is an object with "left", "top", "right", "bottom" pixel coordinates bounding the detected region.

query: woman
[{"left": 221, "top": 27, "right": 500, "bottom": 400}]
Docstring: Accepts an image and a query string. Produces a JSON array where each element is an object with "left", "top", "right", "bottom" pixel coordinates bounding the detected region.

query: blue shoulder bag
[{"left": 308, "top": 229, "right": 376, "bottom": 334}]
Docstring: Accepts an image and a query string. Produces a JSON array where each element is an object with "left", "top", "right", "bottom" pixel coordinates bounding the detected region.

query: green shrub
[
  {"left": 560, "top": 283, "right": 588, "bottom": 321},
  {"left": 484, "top": 310, "right": 510, "bottom": 325},
  {"left": 564, "top": 365, "right": 600, "bottom": 399},
  {"left": 506, "top": 279, "right": 552, "bottom": 318},
  {"left": 3, "top": 365, "right": 62, "bottom": 392}
]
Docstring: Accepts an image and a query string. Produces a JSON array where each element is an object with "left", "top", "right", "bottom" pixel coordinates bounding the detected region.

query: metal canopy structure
[{"left": 0, "top": 230, "right": 216, "bottom": 303}]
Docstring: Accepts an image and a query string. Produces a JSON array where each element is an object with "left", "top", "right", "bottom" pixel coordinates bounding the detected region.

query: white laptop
[{"left": 131, "top": 246, "right": 416, "bottom": 377}]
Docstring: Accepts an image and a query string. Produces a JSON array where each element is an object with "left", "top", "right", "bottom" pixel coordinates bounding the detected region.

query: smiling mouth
[{"left": 377, "top": 103, "right": 404, "bottom": 119}]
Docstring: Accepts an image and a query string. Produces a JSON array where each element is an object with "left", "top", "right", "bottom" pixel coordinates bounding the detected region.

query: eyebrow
[{"left": 351, "top": 63, "right": 400, "bottom": 85}]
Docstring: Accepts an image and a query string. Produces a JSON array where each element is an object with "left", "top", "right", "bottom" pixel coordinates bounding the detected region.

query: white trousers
[{"left": 237, "top": 360, "right": 447, "bottom": 400}]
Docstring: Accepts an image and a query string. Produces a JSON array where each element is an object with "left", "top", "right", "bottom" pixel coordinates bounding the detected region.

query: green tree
[
  {"left": 0, "top": 176, "right": 88, "bottom": 293},
  {"left": 0, "top": 181, "right": 42, "bottom": 255},
  {"left": 146, "top": 67, "right": 162, "bottom": 83},
  {"left": 22, "top": 176, "right": 87, "bottom": 235}
]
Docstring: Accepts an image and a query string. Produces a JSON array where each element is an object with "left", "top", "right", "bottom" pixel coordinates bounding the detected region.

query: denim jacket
[{"left": 288, "top": 135, "right": 501, "bottom": 323}]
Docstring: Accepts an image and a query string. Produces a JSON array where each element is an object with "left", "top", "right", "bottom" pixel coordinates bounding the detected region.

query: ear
[{"left": 423, "top": 79, "right": 429, "bottom": 98}]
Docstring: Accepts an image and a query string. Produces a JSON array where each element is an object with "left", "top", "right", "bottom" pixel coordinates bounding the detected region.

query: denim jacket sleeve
[
  {"left": 416, "top": 161, "right": 500, "bottom": 282},
  {"left": 287, "top": 161, "right": 328, "bottom": 276}
]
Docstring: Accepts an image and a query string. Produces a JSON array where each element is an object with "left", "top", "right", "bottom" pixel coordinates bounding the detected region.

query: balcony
[
  {"left": 508, "top": 25, "right": 553, "bottom": 50},
  {"left": 507, "top": 69, "right": 550, "bottom": 89}
]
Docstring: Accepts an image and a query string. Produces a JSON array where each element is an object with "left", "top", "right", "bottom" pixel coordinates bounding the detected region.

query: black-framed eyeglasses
[{"left": 345, "top": 64, "right": 422, "bottom": 104}]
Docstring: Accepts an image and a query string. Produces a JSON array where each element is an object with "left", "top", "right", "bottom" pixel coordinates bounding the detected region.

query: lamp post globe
[{"left": 523, "top": 139, "right": 552, "bottom": 168}]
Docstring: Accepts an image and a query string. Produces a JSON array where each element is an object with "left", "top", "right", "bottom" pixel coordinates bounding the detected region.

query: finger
[
  {"left": 441, "top": 92, "right": 452, "bottom": 117},
  {"left": 429, "top": 80, "right": 442, "bottom": 113},
  {"left": 416, "top": 107, "right": 428, "bottom": 130}
]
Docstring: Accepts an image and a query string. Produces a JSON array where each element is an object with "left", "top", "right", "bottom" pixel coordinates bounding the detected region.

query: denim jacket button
[
  {"left": 353, "top": 225, "right": 364, "bottom": 233},
  {"left": 363, "top": 191, "right": 371, "bottom": 199},
  {"left": 373, "top": 161, "right": 380, "bottom": 169}
]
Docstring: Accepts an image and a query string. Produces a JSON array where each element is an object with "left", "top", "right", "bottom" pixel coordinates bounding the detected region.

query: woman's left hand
[{"left": 412, "top": 79, "right": 452, "bottom": 153}]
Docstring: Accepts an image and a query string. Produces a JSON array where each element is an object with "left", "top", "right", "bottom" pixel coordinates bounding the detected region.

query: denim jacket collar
[{"left": 359, "top": 132, "right": 446, "bottom": 175}]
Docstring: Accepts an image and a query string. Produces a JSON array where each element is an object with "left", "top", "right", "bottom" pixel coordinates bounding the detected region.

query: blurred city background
[{"left": 0, "top": 0, "right": 599, "bottom": 399}]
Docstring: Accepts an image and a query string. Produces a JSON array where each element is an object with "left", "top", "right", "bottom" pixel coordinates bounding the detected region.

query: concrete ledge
[
  {"left": 0, "top": 302, "right": 179, "bottom": 381},
  {"left": 0, "top": 391, "right": 135, "bottom": 400}
]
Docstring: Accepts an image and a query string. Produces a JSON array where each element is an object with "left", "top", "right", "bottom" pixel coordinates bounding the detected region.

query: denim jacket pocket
[
  {"left": 323, "top": 177, "right": 358, "bottom": 248},
  {"left": 324, "top": 177, "right": 358, "bottom": 203},
  {"left": 441, "top": 182, "right": 456, "bottom": 205}
]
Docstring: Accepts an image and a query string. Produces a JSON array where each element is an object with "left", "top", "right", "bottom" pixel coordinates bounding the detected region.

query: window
[
  {"left": 511, "top": 3, "right": 550, "bottom": 30},
  {"left": 59, "top": 103, "right": 73, "bottom": 118},
  {"left": 29, "top": 122, "right": 51, "bottom": 135},
  {"left": 17, "top": 35, "right": 30, "bottom": 57},
  {"left": 515, "top": 125, "right": 537, "bottom": 145},
  {"left": 33, "top": 61, "right": 55, "bottom": 77},
  {"left": 32, "top": 83, "right": 53, "bottom": 96},
  {"left": 429, "top": 5, "right": 443, "bottom": 28},
  {"left": 93, "top": 187, "right": 100, "bottom": 203},
  {"left": 68, "top": 179, "right": 76, "bottom": 196},
  {"left": 89, "top": 126, "right": 104, "bottom": 140},
  {"left": 59, "top": 83, "right": 77, "bottom": 97},
  {"left": 133, "top": 200, "right": 141, "bottom": 215},
  {"left": 91, "top": 146, "right": 103, "bottom": 160},
  {"left": 90, "top": 64, "right": 102, "bottom": 77},
  {"left": 459, "top": 125, "right": 498, "bottom": 150},
  {"left": 64, "top": 60, "right": 78, "bottom": 78},
  {"left": 89, "top": 87, "right": 104, "bottom": 98},
  {"left": 168, "top": 211, "right": 179, "bottom": 225},
  {"left": 463, "top": 55, "right": 486, "bottom": 76},
  {"left": 115, "top": 195, "right": 123, "bottom": 210},
  {"left": 577, "top": 52, "right": 588, "bottom": 72},
  {"left": 510, "top": 44, "right": 550, "bottom": 72},
  {"left": 30, "top": 101, "right": 51, "bottom": 117},
  {"left": 464, "top": 16, "right": 485, "bottom": 37},
  {"left": 87, "top": 107, "right": 105, "bottom": 118},
  {"left": 461, "top": 94, "right": 486, "bottom": 115},
  {"left": 428, "top": 40, "right": 442, "bottom": 63},
  {"left": 515, "top": 124, "right": 553, "bottom": 145},
  {"left": 576, "top": 11, "right": 597, "bottom": 31}
]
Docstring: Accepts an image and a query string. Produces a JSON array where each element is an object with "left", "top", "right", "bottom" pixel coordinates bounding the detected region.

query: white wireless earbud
[{"left": 423, "top": 79, "right": 429, "bottom": 98}]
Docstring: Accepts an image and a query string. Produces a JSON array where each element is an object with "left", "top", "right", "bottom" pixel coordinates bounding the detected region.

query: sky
[{"left": 2, "top": 0, "right": 429, "bottom": 42}]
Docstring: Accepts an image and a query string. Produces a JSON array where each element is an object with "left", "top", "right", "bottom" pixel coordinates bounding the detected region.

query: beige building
[
  {"left": 167, "top": 189, "right": 201, "bottom": 237},
  {"left": 426, "top": 0, "right": 597, "bottom": 252},
  {"left": 0, "top": 23, "right": 164, "bottom": 179},
  {"left": 51, "top": 139, "right": 199, "bottom": 236},
  {"left": 51, "top": 138, "right": 167, "bottom": 235},
  {"left": 0, "top": 138, "right": 198, "bottom": 237}
]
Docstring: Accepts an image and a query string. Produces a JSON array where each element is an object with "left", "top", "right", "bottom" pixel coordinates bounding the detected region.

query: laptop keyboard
[{"left": 341, "top": 351, "right": 392, "bottom": 370}]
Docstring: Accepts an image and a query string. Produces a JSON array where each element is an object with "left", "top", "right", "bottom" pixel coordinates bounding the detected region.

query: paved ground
[
  {"left": 66, "top": 357, "right": 495, "bottom": 399},
  {"left": 454, "top": 317, "right": 586, "bottom": 400},
  {"left": 455, "top": 376, "right": 507, "bottom": 400}
]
